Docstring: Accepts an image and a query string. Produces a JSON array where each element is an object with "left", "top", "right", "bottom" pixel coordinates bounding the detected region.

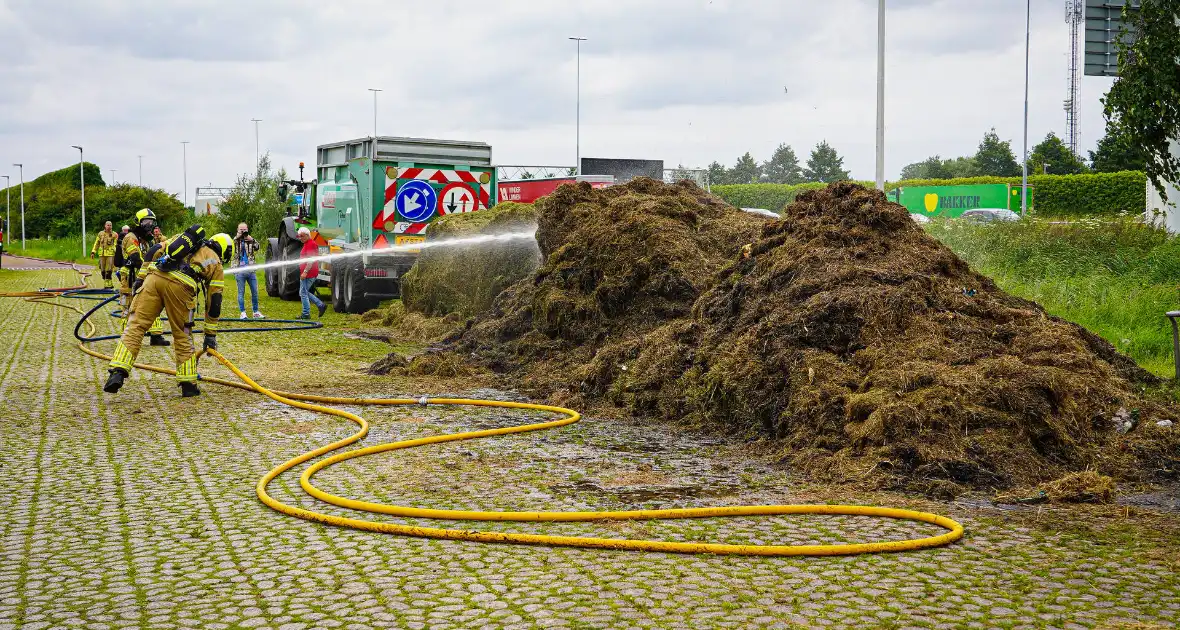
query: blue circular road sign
[{"left": 394, "top": 180, "right": 438, "bottom": 223}]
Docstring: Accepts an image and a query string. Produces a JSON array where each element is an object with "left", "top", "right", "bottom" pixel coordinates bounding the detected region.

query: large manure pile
[{"left": 454, "top": 179, "right": 1178, "bottom": 494}]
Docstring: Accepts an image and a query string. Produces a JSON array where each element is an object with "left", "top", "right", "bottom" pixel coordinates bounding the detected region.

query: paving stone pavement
[{"left": 1, "top": 269, "right": 1177, "bottom": 630}]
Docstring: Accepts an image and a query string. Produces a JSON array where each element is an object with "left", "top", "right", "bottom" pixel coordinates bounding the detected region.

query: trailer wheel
[
  {"left": 343, "top": 260, "right": 375, "bottom": 314},
  {"left": 264, "top": 238, "right": 281, "bottom": 297},
  {"left": 275, "top": 231, "right": 301, "bottom": 301},
  {"left": 331, "top": 267, "right": 346, "bottom": 313}
]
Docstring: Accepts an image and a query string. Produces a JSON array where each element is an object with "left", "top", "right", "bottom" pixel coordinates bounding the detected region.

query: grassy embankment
[
  {"left": 928, "top": 217, "right": 1180, "bottom": 377},
  {"left": 5, "top": 236, "right": 93, "bottom": 265}
]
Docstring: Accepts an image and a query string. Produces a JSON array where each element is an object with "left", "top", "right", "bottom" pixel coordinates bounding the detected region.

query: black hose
[{"left": 72, "top": 291, "right": 323, "bottom": 343}]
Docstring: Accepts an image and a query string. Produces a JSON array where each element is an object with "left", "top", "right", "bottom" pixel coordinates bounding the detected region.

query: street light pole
[
  {"left": 3, "top": 175, "right": 10, "bottom": 250},
  {"left": 72, "top": 146, "right": 85, "bottom": 258},
  {"left": 1021, "top": 0, "right": 1030, "bottom": 216},
  {"left": 874, "top": 0, "right": 885, "bottom": 192},
  {"left": 109, "top": 169, "right": 116, "bottom": 185},
  {"left": 138, "top": 155, "right": 143, "bottom": 185},
  {"left": 569, "top": 37, "right": 587, "bottom": 176},
  {"left": 367, "top": 89, "right": 381, "bottom": 140},
  {"left": 181, "top": 141, "right": 190, "bottom": 208},
  {"left": 13, "top": 164, "right": 24, "bottom": 249},
  {"left": 250, "top": 118, "right": 262, "bottom": 168}
]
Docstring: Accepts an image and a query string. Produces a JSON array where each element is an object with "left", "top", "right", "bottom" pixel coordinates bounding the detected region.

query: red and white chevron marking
[{"left": 382, "top": 168, "right": 491, "bottom": 210}]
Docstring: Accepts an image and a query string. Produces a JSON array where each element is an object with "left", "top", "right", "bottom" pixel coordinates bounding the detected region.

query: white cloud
[{"left": 0, "top": 0, "right": 1122, "bottom": 205}]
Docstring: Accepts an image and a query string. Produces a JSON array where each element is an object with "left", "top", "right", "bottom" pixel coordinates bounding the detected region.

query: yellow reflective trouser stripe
[
  {"left": 209, "top": 280, "right": 224, "bottom": 289},
  {"left": 109, "top": 343, "right": 135, "bottom": 371},
  {"left": 176, "top": 355, "right": 198, "bottom": 383},
  {"left": 149, "top": 317, "right": 164, "bottom": 335},
  {"left": 204, "top": 322, "right": 217, "bottom": 333},
  {"left": 168, "top": 271, "right": 199, "bottom": 292}
]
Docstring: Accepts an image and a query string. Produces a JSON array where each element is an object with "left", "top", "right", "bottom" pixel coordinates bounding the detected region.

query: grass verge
[{"left": 4, "top": 236, "right": 93, "bottom": 265}]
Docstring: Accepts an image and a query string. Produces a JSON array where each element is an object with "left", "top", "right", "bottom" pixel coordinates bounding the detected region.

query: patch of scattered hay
[
  {"left": 365, "top": 352, "right": 409, "bottom": 376},
  {"left": 600, "top": 469, "right": 673, "bottom": 487},
  {"left": 1038, "top": 471, "right": 1117, "bottom": 504},
  {"left": 403, "top": 352, "right": 483, "bottom": 378},
  {"left": 362, "top": 302, "right": 462, "bottom": 342}
]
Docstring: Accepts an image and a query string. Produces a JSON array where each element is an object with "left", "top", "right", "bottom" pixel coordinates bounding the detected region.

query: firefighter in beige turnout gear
[
  {"left": 120, "top": 209, "right": 170, "bottom": 347},
  {"left": 104, "top": 232, "right": 232, "bottom": 397},
  {"left": 91, "top": 221, "right": 119, "bottom": 289}
]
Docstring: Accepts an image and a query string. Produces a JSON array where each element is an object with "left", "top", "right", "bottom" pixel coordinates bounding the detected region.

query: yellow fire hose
[{"left": 6, "top": 267, "right": 964, "bottom": 556}]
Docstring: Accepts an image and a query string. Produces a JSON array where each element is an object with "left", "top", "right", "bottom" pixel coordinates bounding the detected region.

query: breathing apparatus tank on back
[{"left": 155, "top": 224, "right": 208, "bottom": 272}]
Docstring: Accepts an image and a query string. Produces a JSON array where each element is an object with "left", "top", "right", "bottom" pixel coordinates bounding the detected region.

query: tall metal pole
[
  {"left": 367, "top": 89, "right": 382, "bottom": 140},
  {"left": 72, "top": 146, "right": 85, "bottom": 258},
  {"left": 3, "top": 175, "right": 10, "bottom": 252},
  {"left": 1021, "top": 0, "right": 1030, "bottom": 216},
  {"left": 181, "top": 141, "right": 190, "bottom": 208},
  {"left": 250, "top": 118, "right": 262, "bottom": 167},
  {"left": 137, "top": 155, "right": 143, "bottom": 185},
  {"left": 13, "top": 164, "right": 24, "bottom": 249},
  {"left": 109, "top": 169, "right": 116, "bottom": 184},
  {"left": 874, "top": 0, "right": 885, "bottom": 191},
  {"left": 569, "top": 37, "right": 587, "bottom": 176}
]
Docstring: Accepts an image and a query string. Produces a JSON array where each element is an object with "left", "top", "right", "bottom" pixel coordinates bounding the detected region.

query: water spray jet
[{"left": 225, "top": 230, "right": 538, "bottom": 276}]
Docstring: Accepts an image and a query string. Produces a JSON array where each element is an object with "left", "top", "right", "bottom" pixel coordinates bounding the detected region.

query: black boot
[
  {"left": 150, "top": 334, "right": 172, "bottom": 347},
  {"left": 104, "top": 369, "right": 128, "bottom": 393},
  {"left": 179, "top": 382, "right": 201, "bottom": 397}
]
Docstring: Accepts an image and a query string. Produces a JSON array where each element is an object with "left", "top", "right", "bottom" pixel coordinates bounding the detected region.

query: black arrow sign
[{"left": 446, "top": 192, "right": 457, "bottom": 213}]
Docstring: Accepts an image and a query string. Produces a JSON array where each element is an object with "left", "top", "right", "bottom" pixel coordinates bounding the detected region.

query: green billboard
[{"left": 888, "top": 184, "right": 1030, "bottom": 218}]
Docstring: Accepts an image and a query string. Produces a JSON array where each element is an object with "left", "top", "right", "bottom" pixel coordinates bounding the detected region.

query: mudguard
[{"left": 279, "top": 217, "right": 301, "bottom": 243}]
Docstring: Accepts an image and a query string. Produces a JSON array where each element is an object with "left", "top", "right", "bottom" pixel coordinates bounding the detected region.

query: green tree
[
  {"left": 803, "top": 141, "right": 850, "bottom": 183},
  {"left": 729, "top": 152, "right": 761, "bottom": 184},
  {"left": 899, "top": 155, "right": 952, "bottom": 180},
  {"left": 1028, "top": 132, "right": 1088, "bottom": 175},
  {"left": 1103, "top": 0, "right": 1180, "bottom": 194},
  {"left": 217, "top": 153, "right": 288, "bottom": 237},
  {"left": 1089, "top": 117, "right": 1148, "bottom": 172},
  {"left": 706, "top": 161, "right": 730, "bottom": 186},
  {"left": 942, "top": 156, "right": 980, "bottom": 178},
  {"left": 12, "top": 183, "right": 184, "bottom": 239},
  {"left": 973, "top": 128, "right": 1022, "bottom": 176},
  {"left": 761, "top": 143, "right": 803, "bottom": 184}
]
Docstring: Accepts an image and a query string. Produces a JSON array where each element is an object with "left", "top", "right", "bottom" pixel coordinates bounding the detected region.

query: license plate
[{"left": 395, "top": 236, "right": 426, "bottom": 252}]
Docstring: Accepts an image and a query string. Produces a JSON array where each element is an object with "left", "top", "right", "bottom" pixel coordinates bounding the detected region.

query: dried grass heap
[
  {"left": 454, "top": 179, "right": 1179, "bottom": 494},
  {"left": 401, "top": 201, "right": 541, "bottom": 318}
]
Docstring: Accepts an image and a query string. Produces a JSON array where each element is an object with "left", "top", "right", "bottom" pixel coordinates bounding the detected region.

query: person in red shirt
[{"left": 297, "top": 227, "right": 326, "bottom": 318}]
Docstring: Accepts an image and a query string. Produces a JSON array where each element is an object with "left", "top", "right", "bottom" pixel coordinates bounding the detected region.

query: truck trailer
[{"left": 265, "top": 136, "right": 497, "bottom": 313}]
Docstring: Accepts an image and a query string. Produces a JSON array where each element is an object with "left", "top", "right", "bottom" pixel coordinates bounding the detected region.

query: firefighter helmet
[
  {"left": 135, "top": 210, "right": 158, "bottom": 232},
  {"left": 208, "top": 233, "right": 234, "bottom": 265}
]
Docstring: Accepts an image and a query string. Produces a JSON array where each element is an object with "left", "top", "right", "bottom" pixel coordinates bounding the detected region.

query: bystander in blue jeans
[
  {"left": 299, "top": 277, "right": 323, "bottom": 318},
  {"left": 236, "top": 272, "right": 259, "bottom": 314}
]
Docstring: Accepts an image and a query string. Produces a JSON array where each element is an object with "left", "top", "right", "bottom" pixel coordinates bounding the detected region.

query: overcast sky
[{"left": 0, "top": 0, "right": 1115, "bottom": 200}]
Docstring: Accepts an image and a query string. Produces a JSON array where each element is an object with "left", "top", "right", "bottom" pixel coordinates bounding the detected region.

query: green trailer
[
  {"left": 265, "top": 136, "right": 497, "bottom": 313},
  {"left": 887, "top": 183, "right": 1032, "bottom": 218}
]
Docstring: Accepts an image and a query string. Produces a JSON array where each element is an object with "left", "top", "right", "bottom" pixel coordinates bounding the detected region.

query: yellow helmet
[
  {"left": 208, "top": 233, "right": 234, "bottom": 265},
  {"left": 133, "top": 208, "right": 156, "bottom": 227}
]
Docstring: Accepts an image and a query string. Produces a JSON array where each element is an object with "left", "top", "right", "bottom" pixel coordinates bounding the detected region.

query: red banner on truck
[{"left": 498, "top": 178, "right": 609, "bottom": 204}]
